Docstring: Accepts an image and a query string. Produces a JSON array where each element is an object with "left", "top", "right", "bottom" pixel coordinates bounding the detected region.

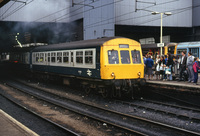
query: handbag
[
  {"left": 165, "top": 67, "right": 171, "bottom": 75},
  {"left": 156, "top": 64, "right": 160, "bottom": 71}
]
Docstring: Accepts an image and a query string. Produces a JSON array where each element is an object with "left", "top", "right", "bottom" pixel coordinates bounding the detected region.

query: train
[
  {"left": 9, "top": 37, "right": 146, "bottom": 98},
  {"left": 141, "top": 41, "right": 200, "bottom": 59},
  {"left": 141, "top": 43, "right": 177, "bottom": 59}
]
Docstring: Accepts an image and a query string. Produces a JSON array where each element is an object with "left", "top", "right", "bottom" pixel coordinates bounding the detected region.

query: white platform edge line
[{"left": 0, "top": 109, "right": 39, "bottom": 136}]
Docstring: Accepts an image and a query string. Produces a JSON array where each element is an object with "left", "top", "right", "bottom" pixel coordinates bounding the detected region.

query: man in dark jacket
[
  {"left": 179, "top": 51, "right": 187, "bottom": 81},
  {"left": 145, "top": 55, "right": 154, "bottom": 80}
]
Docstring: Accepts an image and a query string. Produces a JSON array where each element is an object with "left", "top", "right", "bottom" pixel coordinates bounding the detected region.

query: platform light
[{"left": 151, "top": 11, "right": 172, "bottom": 55}]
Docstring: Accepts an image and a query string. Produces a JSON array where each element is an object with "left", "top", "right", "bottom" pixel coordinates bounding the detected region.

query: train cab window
[
  {"left": 85, "top": 50, "right": 93, "bottom": 64},
  {"left": 40, "top": 53, "right": 44, "bottom": 62},
  {"left": 76, "top": 51, "right": 83, "bottom": 64},
  {"left": 131, "top": 50, "right": 141, "bottom": 64},
  {"left": 108, "top": 50, "right": 119, "bottom": 64},
  {"left": 51, "top": 52, "right": 56, "bottom": 63},
  {"left": 57, "top": 52, "right": 62, "bottom": 63},
  {"left": 168, "top": 46, "right": 175, "bottom": 55},
  {"left": 48, "top": 53, "right": 50, "bottom": 62},
  {"left": 36, "top": 53, "right": 39, "bottom": 63},
  {"left": 63, "top": 52, "right": 69, "bottom": 63},
  {"left": 120, "top": 50, "right": 130, "bottom": 64}
]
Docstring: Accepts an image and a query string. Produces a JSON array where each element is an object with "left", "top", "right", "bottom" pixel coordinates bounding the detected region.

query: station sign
[{"left": 157, "top": 43, "right": 164, "bottom": 47}]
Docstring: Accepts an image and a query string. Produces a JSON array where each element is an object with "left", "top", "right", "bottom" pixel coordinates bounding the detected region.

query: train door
[
  {"left": 46, "top": 52, "right": 50, "bottom": 66},
  {"left": 70, "top": 51, "right": 74, "bottom": 66}
]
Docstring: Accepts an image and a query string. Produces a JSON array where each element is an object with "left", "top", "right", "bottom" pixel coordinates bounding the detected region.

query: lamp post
[{"left": 151, "top": 12, "right": 172, "bottom": 55}]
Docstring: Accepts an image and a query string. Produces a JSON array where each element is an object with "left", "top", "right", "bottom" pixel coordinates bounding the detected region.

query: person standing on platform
[
  {"left": 143, "top": 54, "right": 147, "bottom": 78},
  {"left": 193, "top": 57, "right": 200, "bottom": 85},
  {"left": 186, "top": 52, "right": 194, "bottom": 83},
  {"left": 159, "top": 55, "right": 166, "bottom": 80},
  {"left": 163, "top": 55, "right": 168, "bottom": 80},
  {"left": 145, "top": 55, "right": 154, "bottom": 80},
  {"left": 166, "top": 53, "right": 173, "bottom": 81},
  {"left": 155, "top": 55, "right": 160, "bottom": 80},
  {"left": 179, "top": 51, "right": 187, "bottom": 81}
]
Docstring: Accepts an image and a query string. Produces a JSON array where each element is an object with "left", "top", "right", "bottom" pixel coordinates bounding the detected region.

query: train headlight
[
  {"left": 138, "top": 72, "right": 141, "bottom": 77},
  {"left": 111, "top": 72, "right": 115, "bottom": 77}
]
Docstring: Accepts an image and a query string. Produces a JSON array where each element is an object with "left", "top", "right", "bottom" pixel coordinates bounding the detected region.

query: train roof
[
  {"left": 32, "top": 37, "right": 122, "bottom": 52},
  {"left": 177, "top": 41, "right": 200, "bottom": 48},
  {"left": 141, "top": 44, "right": 159, "bottom": 49},
  {"left": 141, "top": 43, "right": 177, "bottom": 49}
]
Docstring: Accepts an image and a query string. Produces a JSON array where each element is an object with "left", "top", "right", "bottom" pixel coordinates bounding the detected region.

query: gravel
[{"left": 0, "top": 92, "right": 75, "bottom": 136}]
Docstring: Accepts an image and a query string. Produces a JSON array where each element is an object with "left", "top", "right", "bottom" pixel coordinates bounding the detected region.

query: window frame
[
  {"left": 131, "top": 50, "right": 142, "bottom": 64},
  {"left": 120, "top": 50, "right": 131, "bottom": 64},
  {"left": 32, "top": 48, "right": 96, "bottom": 69},
  {"left": 108, "top": 50, "right": 119, "bottom": 64}
]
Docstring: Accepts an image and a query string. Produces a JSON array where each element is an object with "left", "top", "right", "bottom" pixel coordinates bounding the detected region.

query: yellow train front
[{"left": 100, "top": 37, "right": 146, "bottom": 98}]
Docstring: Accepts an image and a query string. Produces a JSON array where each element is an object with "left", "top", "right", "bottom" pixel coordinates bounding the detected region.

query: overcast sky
[{"left": 0, "top": 0, "right": 70, "bottom": 22}]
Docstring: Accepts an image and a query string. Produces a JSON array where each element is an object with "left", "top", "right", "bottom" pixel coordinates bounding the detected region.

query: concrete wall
[
  {"left": 69, "top": 0, "right": 84, "bottom": 22},
  {"left": 115, "top": 0, "right": 192, "bottom": 27},
  {"left": 83, "top": 0, "right": 115, "bottom": 40},
  {"left": 193, "top": 0, "right": 200, "bottom": 27}
]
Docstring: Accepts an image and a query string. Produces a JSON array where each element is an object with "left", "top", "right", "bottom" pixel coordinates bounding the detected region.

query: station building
[
  {"left": 0, "top": 0, "right": 200, "bottom": 47},
  {"left": 70, "top": 0, "right": 200, "bottom": 43}
]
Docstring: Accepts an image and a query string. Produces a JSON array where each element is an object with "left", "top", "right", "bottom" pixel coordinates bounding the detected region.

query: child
[{"left": 193, "top": 57, "right": 200, "bottom": 85}]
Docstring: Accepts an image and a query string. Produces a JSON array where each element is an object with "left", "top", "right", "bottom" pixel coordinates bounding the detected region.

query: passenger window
[
  {"left": 131, "top": 50, "right": 141, "bottom": 64},
  {"left": 57, "top": 52, "right": 62, "bottom": 63},
  {"left": 40, "top": 53, "right": 44, "bottom": 62},
  {"left": 76, "top": 51, "right": 83, "bottom": 64},
  {"left": 51, "top": 52, "right": 56, "bottom": 63},
  {"left": 85, "top": 50, "right": 93, "bottom": 64},
  {"left": 120, "top": 50, "right": 130, "bottom": 64},
  {"left": 108, "top": 50, "right": 119, "bottom": 64},
  {"left": 36, "top": 53, "right": 39, "bottom": 63},
  {"left": 189, "top": 48, "right": 199, "bottom": 57},
  {"left": 63, "top": 52, "right": 69, "bottom": 63}
]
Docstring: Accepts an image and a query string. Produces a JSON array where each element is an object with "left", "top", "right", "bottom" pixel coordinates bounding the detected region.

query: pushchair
[{"left": 182, "top": 70, "right": 188, "bottom": 81}]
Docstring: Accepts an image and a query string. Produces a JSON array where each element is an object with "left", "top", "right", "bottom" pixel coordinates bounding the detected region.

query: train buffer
[{"left": 0, "top": 109, "right": 39, "bottom": 136}]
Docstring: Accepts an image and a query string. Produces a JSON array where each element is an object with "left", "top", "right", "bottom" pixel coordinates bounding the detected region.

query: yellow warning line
[{"left": 0, "top": 109, "right": 39, "bottom": 136}]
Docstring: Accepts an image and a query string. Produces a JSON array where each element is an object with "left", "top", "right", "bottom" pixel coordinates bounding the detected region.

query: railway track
[
  {"left": 2, "top": 79, "right": 200, "bottom": 136},
  {"left": 115, "top": 97, "right": 200, "bottom": 123},
  {"left": 0, "top": 88, "right": 80, "bottom": 136},
  {"left": 148, "top": 89, "right": 200, "bottom": 108}
]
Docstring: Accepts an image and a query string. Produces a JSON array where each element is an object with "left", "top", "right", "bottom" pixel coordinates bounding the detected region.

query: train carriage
[{"left": 11, "top": 37, "right": 146, "bottom": 98}]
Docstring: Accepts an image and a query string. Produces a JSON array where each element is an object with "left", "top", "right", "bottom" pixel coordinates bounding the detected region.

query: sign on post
[{"left": 157, "top": 43, "right": 164, "bottom": 47}]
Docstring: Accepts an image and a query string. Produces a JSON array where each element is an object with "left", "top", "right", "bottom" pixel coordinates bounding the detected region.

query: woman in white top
[{"left": 155, "top": 55, "right": 160, "bottom": 80}]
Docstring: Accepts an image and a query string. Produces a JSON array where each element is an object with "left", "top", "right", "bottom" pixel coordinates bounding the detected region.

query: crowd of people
[{"left": 143, "top": 51, "right": 200, "bottom": 85}]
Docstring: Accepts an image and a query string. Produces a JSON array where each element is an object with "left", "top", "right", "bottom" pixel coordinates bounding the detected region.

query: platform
[
  {"left": 0, "top": 109, "right": 39, "bottom": 136},
  {"left": 146, "top": 79, "right": 200, "bottom": 93}
]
